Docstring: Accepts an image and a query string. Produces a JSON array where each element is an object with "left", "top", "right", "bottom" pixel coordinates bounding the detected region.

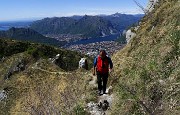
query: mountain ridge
[
  {"left": 30, "top": 14, "right": 143, "bottom": 38},
  {"left": 0, "top": 27, "right": 65, "bottom": 47}
]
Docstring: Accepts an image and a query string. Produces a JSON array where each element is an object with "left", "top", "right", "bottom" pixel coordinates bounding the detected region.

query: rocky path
[
  {"left": 31, "top": 61, "right": 114, "bottom": 115},
  {"left": 87, "top": 74, "right": 114, "bottom": 115}
]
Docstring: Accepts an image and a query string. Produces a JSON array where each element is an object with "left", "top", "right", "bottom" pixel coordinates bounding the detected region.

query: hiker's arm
[
  {"left": 93, "top": 57, "right": 97, "bottom": 75},
  {"left": 93, "top": 66, "right": 96, "bottom": 75}
]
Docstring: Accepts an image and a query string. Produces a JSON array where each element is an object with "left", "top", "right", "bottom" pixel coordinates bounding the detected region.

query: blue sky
[{"left": 0, "top": 0, "right": 148, "bottom": 21}]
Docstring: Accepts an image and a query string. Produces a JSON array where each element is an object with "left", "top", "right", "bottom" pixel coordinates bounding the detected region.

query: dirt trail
[
  {"left": 31, "top": 62, "right": 71, "bottom": 75},
  {"left": 87, "top": 74, "right": 114, "bottom": 115},
  {"left": 32, "top": 61, "right": 114, "bottom": 115}
]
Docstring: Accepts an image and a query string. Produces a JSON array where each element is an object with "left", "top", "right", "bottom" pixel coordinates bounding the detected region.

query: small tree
[{"left": 133, "top": 0, "right": 147, "bottom": 14}]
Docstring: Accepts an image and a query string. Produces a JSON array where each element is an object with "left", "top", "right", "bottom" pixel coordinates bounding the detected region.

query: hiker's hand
[
  {"left": 109, "top": 69, "right": 112, "bottom": 73},
  {"left": 93, "top": 72, "right": 96, "bottom": 76}
]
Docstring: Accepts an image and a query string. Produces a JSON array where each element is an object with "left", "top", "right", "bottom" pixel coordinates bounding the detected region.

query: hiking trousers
[{"left": 97, "top": 72, "right": 108, "bottom": 93}]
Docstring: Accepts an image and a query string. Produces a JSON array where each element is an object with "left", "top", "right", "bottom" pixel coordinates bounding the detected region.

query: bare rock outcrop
[
  {"left": 4, "top": 59, "right": 26, "bottom": 80},
  {"left": 0, "top": 90, "right": 7, "bottom": 101},
  {"left": 146, "top": 0, "right": 159, "bottom": 13}
]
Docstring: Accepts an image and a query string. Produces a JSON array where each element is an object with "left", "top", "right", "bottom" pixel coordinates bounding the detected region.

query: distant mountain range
[
  {"left": 30, "top": 13, "right": 144, "bottom": 38},
  {"left": 0, "top": 13, "right": 144, "bottom": 46},
  {"left": 101, "top": 13, "right": 143, "bottom": 32},
  {"left": 30, "top": 16, "right": 117, "bottom": 38},
  {"left": 30, "top": 17, "right": 76, "bottom": 35},
  {"left": 72, "top": 13, "right": 144, "bottom": 32},
  {"left": 0, "top": 27, "right": 65, "bottom": 46},
  {"left": 64, "top": 15, "right": 118, "bottom": 37}
]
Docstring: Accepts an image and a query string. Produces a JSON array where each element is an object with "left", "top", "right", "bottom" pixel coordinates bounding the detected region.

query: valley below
[{"left": 47, "top": 33, "right": 125, "bottom": 56}]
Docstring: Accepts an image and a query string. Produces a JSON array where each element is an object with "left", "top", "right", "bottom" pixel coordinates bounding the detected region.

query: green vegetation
[
  {"left": 31, "top": 16, "right": 117, "bottom": 38},
  {"left": 111, "top": 0, "right": 180, "bottom": 114},
  {"left": 0, "top": 63, "right": 94, "bottom": 115},
  {"left": 0, "top": 39, "right": 92, "bottom": 71},
  {"left": 0, "top": 27, "right": 65, "bottom": 47},
  {"left": 0, "top": 38, "right": 94, "bottom": 115},
  {"left": 30, "top": 17, "right": 77, "bottom": 34},
  {"left": 73, "top": 104, "right": 89, "bottom": 115},
  {"left": 65, "top": 15, "right": 117, "bottom": 38},
  {"left": 0, "top": 39, "right": 30, "bottom": 58}
]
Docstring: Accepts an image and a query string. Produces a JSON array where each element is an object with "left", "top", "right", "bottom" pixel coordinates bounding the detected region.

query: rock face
[
  {"left": 51, "top": 54, "right": 60, "bottom": 63},
  {"left": 0, "top": 57, "right": 5, "bottom": 62},
  {"left": 0, "top": 90, "right": 7, "bottom": 101},
  {"left": 146, "top": 0, "right": 159, "bottom": 13},
  {"left": 79, "top": 58, "right": 88, "bottom": 70},
  {"left": 125, "top": 26, "right": 140, "bottom": 43},
  {"left": 4, "top": 59, "right": 25, "bottom": 80},
  {"left": 126, "top": 29, "right": 136, "bottom": 43},
  {"left": 125, "top": 0, "right": 160, "bottom": 43}
]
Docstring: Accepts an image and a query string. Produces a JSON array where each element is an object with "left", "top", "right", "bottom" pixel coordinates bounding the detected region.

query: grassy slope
[
  {"left": 110, "top": 0, "right": 179, "bottom": 114},
  {"left": 0, "top": 59, "right": 95, "bottom": 115},
  {"left": 0, "top": 39, "right": 93, "bottom": 71},
  {"left": 0, "top": 39, "right": 94, "bottom": 115}
]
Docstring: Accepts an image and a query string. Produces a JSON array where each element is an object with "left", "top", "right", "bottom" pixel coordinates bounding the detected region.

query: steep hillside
[
  {"left": 110, "top": 0, "right": 179, "bottom": 114},
  {"left": 0, "top": 39, "right": 90, "bottom": 71},
  {"left": 0, "top": 58, "right": 94, "bottom": 115},
  {"left": 0, "top": 39, "right": 94, "bottom": 115},
  {"left": 0, "top": 28, "right": 65, "bottom": 46}
]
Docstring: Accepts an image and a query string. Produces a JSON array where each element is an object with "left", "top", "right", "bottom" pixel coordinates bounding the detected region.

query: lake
[
  {"left": 0, "top": 27, "right": 10, "bottom": 31},
  {"left": 67, "top": 34, "right": 120, "bottom": 46}
]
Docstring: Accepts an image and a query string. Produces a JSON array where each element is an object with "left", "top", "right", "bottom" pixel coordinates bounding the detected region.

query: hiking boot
[
  {"left": 103, "top": 92, "right": 107, "bottom": 95},
  {"left": 103, "top": 90, "right": 108, "bottom": 95},
  {"left": 98, "top": 90, "right": 103, "bottom": 96}
]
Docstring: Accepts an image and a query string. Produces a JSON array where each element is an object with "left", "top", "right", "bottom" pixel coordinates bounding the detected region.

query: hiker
[{"left": 93, "top": 50, "right": 113, "bottom": 95}]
